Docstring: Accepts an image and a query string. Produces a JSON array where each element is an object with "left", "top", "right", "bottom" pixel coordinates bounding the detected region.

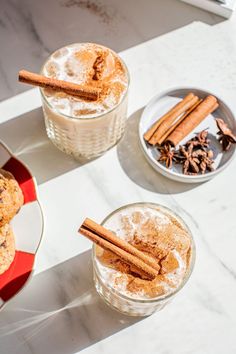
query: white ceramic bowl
[{"left": 139, "top": 87, "right": 236, "bottom": 183}]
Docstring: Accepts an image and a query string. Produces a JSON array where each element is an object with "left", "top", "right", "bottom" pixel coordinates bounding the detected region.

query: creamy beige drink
[
  {"left": 40, "top": 43, "right": 129, "bottom": 159},
  {"left": 93, "top": 203, "right": 195, "bottom": 316}
]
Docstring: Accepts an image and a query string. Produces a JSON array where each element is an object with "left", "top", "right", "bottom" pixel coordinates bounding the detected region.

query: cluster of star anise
[{"left": 158, "top": 130, "right": 214, "bottom": 175}]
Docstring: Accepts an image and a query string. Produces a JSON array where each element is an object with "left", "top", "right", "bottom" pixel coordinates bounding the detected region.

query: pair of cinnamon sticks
[
  {"left": 79, "top": 218, "right": 160, "bottom": 280},
  {"left": 144, "top": 93, "right": 219, "bottom": 147},
  {"left": 18, "top": 70, "right": 101, "bottom": 101}
]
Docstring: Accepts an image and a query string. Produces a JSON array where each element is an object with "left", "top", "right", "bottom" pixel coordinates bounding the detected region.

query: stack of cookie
[{"left": 0, "top": 169, "right": 24, "bottom": 274}]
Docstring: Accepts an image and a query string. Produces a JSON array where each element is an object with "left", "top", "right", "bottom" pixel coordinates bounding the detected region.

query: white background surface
[{"left": 0, "top": 1, "right": 236, "bottom": 354}]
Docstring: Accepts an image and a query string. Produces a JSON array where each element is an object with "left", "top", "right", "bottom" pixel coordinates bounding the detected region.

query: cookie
[
  {"left": 0, "top": 224, "right": 15, "bottom": 274},
  {"left": 0, "top": 169, "right": 24, "bottom": 227}
]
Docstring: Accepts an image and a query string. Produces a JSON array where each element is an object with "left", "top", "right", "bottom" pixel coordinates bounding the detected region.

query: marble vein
[
  {"left": 216, "top": 257, "right": 236, "bottom": 281},
  {"left": 194, "top": 280, "right": 226, "bottom": 316},
  {"left": 0, "top": 62, "right": 12, "bottom": 92},
  {"left": 0, "top": 17, "right": 6, "bottom": 29},
  {"left": 7, "top": 0, "right": 51, "bottom": 55},
  {"left": 25, "top": 14, "right": 51, "bottom": 56},
  {"left": 170, "top": 195, "right": 236, "bottom": 283}
]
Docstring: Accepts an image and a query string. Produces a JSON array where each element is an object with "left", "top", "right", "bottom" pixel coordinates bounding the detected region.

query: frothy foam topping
[
  {"left": 42, "top": 43, "right": 128, "bottom": 118},
  {"left": 95, "top": 205, "right": 192, "bottom": 300}
]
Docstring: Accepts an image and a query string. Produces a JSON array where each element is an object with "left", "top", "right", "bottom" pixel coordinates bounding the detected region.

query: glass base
[
  {"left": 43, "top": 95, "right": 128, "bottom": 160},
  {"left": 94, "top": 269, "right": 169, "bottom": 317},
  {"left": 46, "top": 124, "right": 126, "bottom": 160}
]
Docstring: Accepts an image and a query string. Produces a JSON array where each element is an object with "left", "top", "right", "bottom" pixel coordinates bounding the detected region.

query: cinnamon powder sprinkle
[
  {"left": 97, "top": 209, "right": 192, "bottom": 298},
  {"left": 63, "top": 0, "right": 113, "bottom": 24}
]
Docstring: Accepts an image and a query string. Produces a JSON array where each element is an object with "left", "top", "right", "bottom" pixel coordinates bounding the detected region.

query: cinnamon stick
[
  {"left": 166, "top": 95, "right": 219, "bottom": 147},
  {"left": 143, "top": 93, "right": 195, "bottom": 143},
  {"left": 158, "top": 99, "right": 203, "bottom": 145},
  {"left": 79, "top": 226, "right": 158, "bottom": 280},
  {"left": 149, "top": 94, "right": 199, "bottom": 145},
  {"left": 83, "top": 218, "right": 160, "bottom": 272},
  {"left": 18, "top": 70, "right": 100, "bottom": 101}
]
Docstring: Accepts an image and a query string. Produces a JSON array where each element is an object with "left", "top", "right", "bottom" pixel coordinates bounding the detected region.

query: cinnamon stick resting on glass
[
  {"left": 18, "top": 70, "right": 101, "bottom": 101},
  {"left": 78, "top": 218, "right": 160, "bottom": 280}
]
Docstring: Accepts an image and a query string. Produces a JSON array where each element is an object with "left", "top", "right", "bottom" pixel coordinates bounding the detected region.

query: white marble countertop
[
  {"left": 0, "top": 0, "right": 222, "bottom": 102},
  {"left": 1, "top": 2, "right": 236, "bottom": 354}
]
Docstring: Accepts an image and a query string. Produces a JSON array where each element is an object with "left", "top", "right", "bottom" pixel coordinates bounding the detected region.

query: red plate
[{"left": 0, "top": 142, "right": 43, "bottom": 308}]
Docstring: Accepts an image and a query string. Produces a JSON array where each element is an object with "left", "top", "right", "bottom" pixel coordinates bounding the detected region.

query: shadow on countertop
[
  {"left": 0, "top": 105, "right": 204, "bottom": 193},
  {"left": 0, "top": 250, "right": 141, "bottom": 354},
  {"left": 0, "top": 0, "right": 223, "bottom": 101},
  {"left": 0, "top": 107, "right": 95, "bottom": 184},
  {"left": 117, "top": 107, "right": 202, "bottom": 195}
]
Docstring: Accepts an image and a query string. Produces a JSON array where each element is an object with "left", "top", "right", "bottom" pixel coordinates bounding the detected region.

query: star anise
[
  {"left": 158, "top": 143, "right": 179, "bottom": 168},
  {"left": 179, "top": 143, "right": 200, "bottom": 175},
  {"left": 216, "top": 118, "right": 236, "bottom": 151},
  {"left": 186, "top": 130, "right": 210, "bottom": 149},
  {"left": 192, "top": 149, "right": 214, "bottom": 174}
]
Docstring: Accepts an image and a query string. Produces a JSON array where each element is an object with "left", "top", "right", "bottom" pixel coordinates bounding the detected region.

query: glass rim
[
  {"left": 40, "top": 42, "right": 130, "bottom": 121},
  {"left": 92, "top": 202, "right": 196, "bottom": 304}
]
